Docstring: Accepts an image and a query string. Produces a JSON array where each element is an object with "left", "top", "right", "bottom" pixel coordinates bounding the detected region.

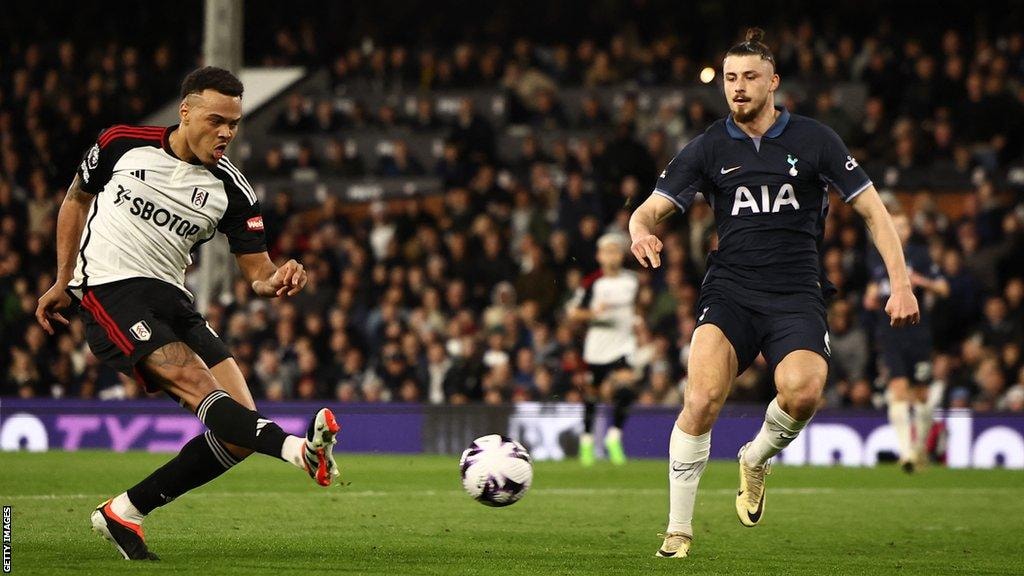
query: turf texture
[{"left": 0, "top": 451, "right": 1020, "bottom": 575}]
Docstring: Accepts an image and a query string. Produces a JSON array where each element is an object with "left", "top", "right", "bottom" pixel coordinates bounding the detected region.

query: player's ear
[
  {"left": 769, "top": 73, "right": 780, "bottom": 93},
  {"left": 179, "top": 98, "right": 190, "bottom": 125}
]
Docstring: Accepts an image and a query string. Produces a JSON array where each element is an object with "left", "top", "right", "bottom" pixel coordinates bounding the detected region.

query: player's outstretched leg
[{"left": 140, "top": 343, "right": 343, "bottom": 485}]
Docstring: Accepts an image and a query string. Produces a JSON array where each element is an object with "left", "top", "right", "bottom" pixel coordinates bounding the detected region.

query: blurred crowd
[
  {"left": 262, "top": 21, "right": 1024, "bottom": 191},
  {"left": 2, "top": 16, "right": 1024, "bottom": 413}
]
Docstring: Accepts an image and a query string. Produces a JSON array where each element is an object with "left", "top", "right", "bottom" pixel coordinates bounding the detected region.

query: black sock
[
  {"left": 127, "top": 431, "right": 243, "bottom": 514},
  {"left": 196, "top": 390, "right": 290, "bottom": 459},
  {"left": 612, "top": 387, "right": 636, "bottom": 429},
  {"left": 583, "top": 398, "right": 596, "bottom": 434}
]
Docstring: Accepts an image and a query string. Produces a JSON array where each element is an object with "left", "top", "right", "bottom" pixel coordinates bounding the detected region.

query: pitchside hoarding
[{"left": 1, "top": 400, "right": 1022, "bottom": 469}]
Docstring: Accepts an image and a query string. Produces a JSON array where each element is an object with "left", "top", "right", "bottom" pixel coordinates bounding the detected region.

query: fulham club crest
[
  {"left": 130, "top": 321, "right": 152, "bottom": 342},
  {"left": 191, "top": 187, "right": 210, "bottom": 209}
]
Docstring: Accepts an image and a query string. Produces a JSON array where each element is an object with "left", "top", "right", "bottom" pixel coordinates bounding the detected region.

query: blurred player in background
[
  {"left": 35, "top": 67, "right": 340, "bottom": 561},
  {"left": 629, "top": 29, "right": 920, "bottom": 558},
  {"left": 568, "top": 233, "right": 640, "bottom": 466},
  {"left": 865, "top": 211, "right": 949, "bottom": 472}
]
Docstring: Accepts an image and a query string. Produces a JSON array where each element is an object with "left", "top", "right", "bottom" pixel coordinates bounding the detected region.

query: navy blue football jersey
[
  {"left": 869, "top": 242, "right": 941, "bottom": 333},
  {"left": 652, "top": 106, "right": 872, "bottom": 296}
]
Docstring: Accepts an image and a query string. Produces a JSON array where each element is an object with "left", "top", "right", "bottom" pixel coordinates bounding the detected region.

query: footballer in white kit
[
  {"left": 35, "top": 67, "right": 341, "bottom": 561},
  {"left": 568, "top": 233, "right": 640, "bottom": 466}
]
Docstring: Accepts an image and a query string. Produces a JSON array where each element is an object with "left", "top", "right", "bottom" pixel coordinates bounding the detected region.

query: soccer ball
[{"left": 459, "top": 434, "right": 533, "bottom": 507}]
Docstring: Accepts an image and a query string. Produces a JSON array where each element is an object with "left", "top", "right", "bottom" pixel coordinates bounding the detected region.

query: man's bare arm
[
  {"left": 36, "top": 175, "right": 95, "bottom": 334},
  {"left": 628, "top": 194, "right": 677, "bottom": 268},
  {"left": 54, "top": 175, "right": 95, "bottom": 285},
  {"left": 849, "top": 186, "right": 920, "bottom": 327}
]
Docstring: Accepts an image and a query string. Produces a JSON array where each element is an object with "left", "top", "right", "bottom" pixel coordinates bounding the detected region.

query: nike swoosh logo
[
  {"left": 721, "top": 166, "right": 741, "bottom": 174},
  {"left": 743, "top": 490, "right": 765, "bottom": 524},
  {"left": 657, "top": 549, "right": 677, "bottom": 557}
]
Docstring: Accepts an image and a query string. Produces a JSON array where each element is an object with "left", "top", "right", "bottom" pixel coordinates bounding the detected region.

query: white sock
[
  {"left": 281, "top": 435, "right": 307, "bottom": 470},
  {"left": 912, "top": 401, "right": 933, "bottom": 457},
  {"left": 605, "top": 427, "right": 622, "bottom": 444},
  {"left": 580, "top": 433, "right": 594, "bottom": 446},
  {"left": 888, "top": 400, "right": 912, "bottom": 462},
  {"left": 743, "top": 398, "right": 808, "bottom": 466},
  {"left": 667, "top": 425, "right": 710, "bottom": 536},
  {"left": 111, "top": 492, "right": 145, "bottom": 524}
]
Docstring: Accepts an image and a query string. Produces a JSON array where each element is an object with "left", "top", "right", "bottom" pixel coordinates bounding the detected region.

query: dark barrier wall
[{"left": 1, "top": 400, "right": 1022, "bottom": 469}]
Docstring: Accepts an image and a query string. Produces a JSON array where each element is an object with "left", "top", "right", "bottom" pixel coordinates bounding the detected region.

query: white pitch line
[{"left": 3, "top": 487, "right": 1019, "bottom": 501}]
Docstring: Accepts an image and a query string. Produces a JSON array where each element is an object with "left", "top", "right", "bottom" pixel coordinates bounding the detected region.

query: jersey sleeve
[
  {"left": 912, "top": 246, "right": 943, "bottom": 281},
  {"left": 213, "top": 160, "right": 268, "bottom": 254},
  {"left": 75, "top": 133, "right": 115, "bottom": 194},
  {"left": 218, "top": 193, "right": 267, "bottom": 254},
  {"left": 818, "top": 126, "right": 872, "bottom": 202},
  {"left": 651, "top": 134, "right": 708, "bottom": 213}
]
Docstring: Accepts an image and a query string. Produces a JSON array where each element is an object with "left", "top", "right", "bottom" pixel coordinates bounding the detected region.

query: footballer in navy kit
[
  {"left": 628, "top": 29, "right": 921, "bottom": 559},
  {"left": 864, "top": 212, "right": 949, "bottom": 473}
]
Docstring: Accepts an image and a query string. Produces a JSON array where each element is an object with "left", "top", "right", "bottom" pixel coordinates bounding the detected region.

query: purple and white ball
[{"left": 460, "top": 434, "right": 533, "bottom": 507}]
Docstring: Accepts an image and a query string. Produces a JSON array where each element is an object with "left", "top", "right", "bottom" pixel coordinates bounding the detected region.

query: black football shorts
[
  {"left": 73, "top": 278, "right": 232, "bottom": 393},
  {"left": 695, "top": 278, "right": 830, "bottom": 374}
]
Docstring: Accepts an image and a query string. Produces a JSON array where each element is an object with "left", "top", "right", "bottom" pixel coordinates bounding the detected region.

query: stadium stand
[{"left": 2, "top": 4, "right": 1023, "bottom": 415}]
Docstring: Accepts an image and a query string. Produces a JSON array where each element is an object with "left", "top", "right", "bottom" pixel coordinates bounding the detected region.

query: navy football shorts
[
  {"left": 694, "top": 279, "right": 830, "bottom": 374},
  {"left": 878, "top": 328, "right": 932, "bottom": 384},
  {"left": 72, "top": 278, "right": 232, "bottom": 393}
]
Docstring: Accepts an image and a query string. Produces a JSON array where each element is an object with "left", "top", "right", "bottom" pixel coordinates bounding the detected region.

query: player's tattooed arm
[
  {"left": 36, "top": 174, "right": 96, "bottom": 335},
  {"left": 850, "top": 185, "right": 920, "bottom": 328},
  {"left": 236, "top": 252, "right": 308, "bottom": 297},
  {"left": 628, "top": 194, "right": 676, "bottom": 268}
]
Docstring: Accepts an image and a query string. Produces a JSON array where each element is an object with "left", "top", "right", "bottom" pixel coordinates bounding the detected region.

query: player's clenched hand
[
  {"left": 269, "top": 259, "right": 308, "bottom": 297},
  {"left": 885, "top": 286, "right": 920, "bottom": 328},
  {"left": 631, "top": 235, "right": 663, "bottom": 268},
  {"left": 36, "top": 283, "right": 72, "bottom": 335}
]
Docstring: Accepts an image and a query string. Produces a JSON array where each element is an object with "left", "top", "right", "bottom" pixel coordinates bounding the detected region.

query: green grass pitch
[{"left": 1, "top": 451, "right": 1020, "bottom": 575}]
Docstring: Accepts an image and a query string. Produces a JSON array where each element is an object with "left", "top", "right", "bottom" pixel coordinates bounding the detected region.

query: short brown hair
[{"left": 180, "top": 66, "right": 244, "bottom": 100}]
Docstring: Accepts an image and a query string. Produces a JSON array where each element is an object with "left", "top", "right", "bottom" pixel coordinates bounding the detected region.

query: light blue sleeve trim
[
  {"left": 652, "top": 189, "right": 686, "bottom": 213},
  {"left": 842, "top": 180, "right": 873, "bottom": 203}
]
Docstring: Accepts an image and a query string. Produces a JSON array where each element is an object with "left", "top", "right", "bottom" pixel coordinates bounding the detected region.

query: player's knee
[
  {"left": 177, "top": 366, "right": 219, "bottom": 394},
  {"left": 153, "top": 365, "right": 219, "bottom": 408},
  {"left": 223, "top": 441, "right": 253, "bottom": 461},
  {"left": 778, "top": 373, "right": 824, "bottom": 413},
  {"left": 686, "top": 387, "right": 727, "bottom": 414}
]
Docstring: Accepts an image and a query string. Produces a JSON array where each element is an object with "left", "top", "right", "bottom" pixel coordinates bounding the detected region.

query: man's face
[
  {"left": 893, "top": 214, "right": 912, "bottom": 244},
  {"left": 723, "top": 55, "right": 778, "bottom": 123},
  {"left": 179, "top": 89, "right": 242, "bottom": 165},
  {"left": 597, "top": 242, "right": 625, "bottom": 271}
]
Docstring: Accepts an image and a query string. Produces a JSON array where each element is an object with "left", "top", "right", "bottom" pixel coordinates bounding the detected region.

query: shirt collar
[
  {"left": 162, "top": 125, "right": 204, "bottom": 165},
  {"left": 725, "top": 105, "right": 790, "bottom": 140}
]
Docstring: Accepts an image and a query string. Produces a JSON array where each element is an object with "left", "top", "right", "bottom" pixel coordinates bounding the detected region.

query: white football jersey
[
  {"left": 69, "top": 125, "right": 266, "bottom": 298},
  {"left": 571, "top": 270, "right": 639, "bottom": 365}
]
